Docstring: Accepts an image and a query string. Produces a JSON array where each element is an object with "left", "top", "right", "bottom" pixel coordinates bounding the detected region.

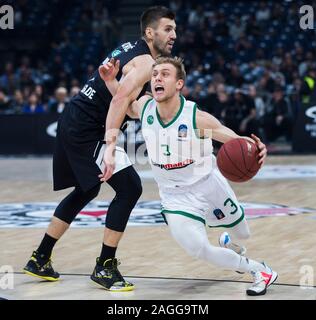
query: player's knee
[
  {"left": 84, "top": 184, "right": 101, "bottom": 200},
  {"left": 131, "top": 175, "right": 142, "bottom": 201},
  {"left": 194, "top": 241, "right": 213, "bottom": 260},
  {"left": 105, "top": 176, "right": 142, "bottom": 232},
  {"left": 117, "top": 174, "right": 142, "bottom": 203}
]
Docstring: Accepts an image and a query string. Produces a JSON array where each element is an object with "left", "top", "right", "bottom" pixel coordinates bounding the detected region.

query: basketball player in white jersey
[{"left": 99, "top": 56, "right": 278, "bottom": 296}]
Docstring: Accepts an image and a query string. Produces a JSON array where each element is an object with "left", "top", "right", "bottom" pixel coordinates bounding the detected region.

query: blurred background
[{"left": 1, "top": 0, "right": 316, "bottom": 155}]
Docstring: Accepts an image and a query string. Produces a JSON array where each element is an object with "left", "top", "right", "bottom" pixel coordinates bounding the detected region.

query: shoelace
[
  {"left": 43, "top": 259, "right": 53, "bottom": 270},
  {"left": 32, "top": 254, "right": 53, "bottom": 271},
  {"left": 251, "top": 271, "right": 265, "bottom": 285},
  {"left": 98, "top": 259, "right": 124, "bottom": 281}
]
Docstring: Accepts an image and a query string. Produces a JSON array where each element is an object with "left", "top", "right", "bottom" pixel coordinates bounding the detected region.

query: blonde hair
[{"left": 153, "top": 56, "right": 186, "bottom": 82}]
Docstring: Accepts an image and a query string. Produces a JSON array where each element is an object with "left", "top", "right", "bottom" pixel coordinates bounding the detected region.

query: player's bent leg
[
  {"left": 105, "top": 166, "right": 142, "bottom": 232},
  {"left": 90, "top": 166, "right": 142, "bottom": 291},
  {"left": 24, "top": 185, "right": 101, "bottom": 281},
  {"left": 211, "top": 170, "right": 250, "bottom": 254},
  {"left": 166, "top": 214, "right": 243, "bottom": 270},
  {"left": 166, "top": 214, "right": 277, "bottom": 296},
  {"left": 54, "top": 184, "right": 101, "bottom": 225}
]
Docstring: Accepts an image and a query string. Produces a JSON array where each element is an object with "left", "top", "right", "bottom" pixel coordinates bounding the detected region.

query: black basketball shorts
[{"left": 53, "top": 128, "right": 132, "bottom": 192}]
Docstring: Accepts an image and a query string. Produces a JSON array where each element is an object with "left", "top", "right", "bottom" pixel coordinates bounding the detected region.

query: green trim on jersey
[
  {"left": 193, "top": 103, "right": 208, "bottom": 139},
  {"left": 208, "top": 206, "right": 245, "bottom": 228},
  {"left": 156, "top": 95, "right": 184, "bottom": 128},
  {"left": 140, "top": 98, "right": 153, "bottom": 124},
  {"left": 162, "top": 209, "right": 205, "bottom": 225}
]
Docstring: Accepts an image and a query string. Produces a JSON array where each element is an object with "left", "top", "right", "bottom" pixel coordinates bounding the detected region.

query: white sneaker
[
  {"left": 219, "top": 232, "right": 247, "bottom": 256},
  {"left": 246, "top": 262, "right": 278, "bottom": 296}
]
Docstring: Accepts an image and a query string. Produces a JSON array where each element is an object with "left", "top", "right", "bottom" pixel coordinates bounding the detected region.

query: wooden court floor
[{"left": 0, "top": 155, "right": 316, "bottom": 300}]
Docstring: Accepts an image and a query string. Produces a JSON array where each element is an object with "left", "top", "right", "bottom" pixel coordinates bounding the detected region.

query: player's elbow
[{"left": 126, "top": 108, "right": 138, "bottom": 119}]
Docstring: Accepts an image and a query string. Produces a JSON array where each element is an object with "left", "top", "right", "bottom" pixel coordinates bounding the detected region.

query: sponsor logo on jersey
[
  {"left": 151, "top": 159, "right": 195, "bottom": 170},
  {"left": 213, "top": 209, "right": 225, "bottom": 220},
  {"left": 111, "top": 49, "right": 121, "bottom": 57},
  {"left": 178, "top": 124, "right": 188, "bottom": 138},
  {"left": 0, "top": 202, "right": 314, "bottom": 228},
  {"left": 147, "top": 115, "right": 154, "bottom": 125}
]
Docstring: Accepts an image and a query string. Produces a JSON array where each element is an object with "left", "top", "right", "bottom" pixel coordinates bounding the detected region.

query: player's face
[
  {"left": 152, "top": 18, "right": 176, "bottom": 55},
  {"left": 151, "top": 63, "right": 183, "bottom": 102}
]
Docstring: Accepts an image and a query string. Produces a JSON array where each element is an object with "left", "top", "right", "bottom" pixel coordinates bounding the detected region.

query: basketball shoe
[
  {"left": 247, "top": 262, "right": 278, "bottom": 296},
  {"left": 23, "top": 251, "right": 59, "bottom": 281},
  {"left": 90, "top": 258, "right": 134, "bottom": 292},
  {"left": 219, "top": 232, "right": 246, "bottom": 256}
]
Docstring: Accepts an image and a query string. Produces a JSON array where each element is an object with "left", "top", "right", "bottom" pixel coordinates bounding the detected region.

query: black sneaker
[
  {"left": 23, "top": 251, "right": 59, "bottom": 281},
  {"left": 90, "top": 258, "right": 134, "bottom": 292}
]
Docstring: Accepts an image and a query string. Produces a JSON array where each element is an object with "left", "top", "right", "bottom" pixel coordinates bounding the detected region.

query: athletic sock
[
  {"left": 237, "top": 256, "right": 266, "bottom": 273},
  {"left": 98, "top": 243, "right": 117, "bottom": 265},
  {"left": 36, "top": 233, "right": 58, "bottom": 260}
]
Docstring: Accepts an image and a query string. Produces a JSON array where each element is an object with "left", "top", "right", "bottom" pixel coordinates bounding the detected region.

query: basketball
[{"left": 216, "top": 138, "right": 261, "bottom": 182}]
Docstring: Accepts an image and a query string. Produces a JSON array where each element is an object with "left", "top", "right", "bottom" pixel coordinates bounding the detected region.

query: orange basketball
[{"left": 216, "top": 138, "right": 261, "bottom": 182}]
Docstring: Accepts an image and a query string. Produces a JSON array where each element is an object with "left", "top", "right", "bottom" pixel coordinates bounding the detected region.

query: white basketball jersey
[{"left": 141, "top": 95, "right": 213, "bottom": 189}]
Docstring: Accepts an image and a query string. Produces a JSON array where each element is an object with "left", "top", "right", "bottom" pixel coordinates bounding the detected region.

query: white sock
[{"left": 237, "top": 256, "right": 266, "bottom": 273}]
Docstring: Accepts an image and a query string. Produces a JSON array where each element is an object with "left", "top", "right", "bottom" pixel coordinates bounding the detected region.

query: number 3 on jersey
[{"left": 161, "top": 144, "right": 171, "bottom": 156}]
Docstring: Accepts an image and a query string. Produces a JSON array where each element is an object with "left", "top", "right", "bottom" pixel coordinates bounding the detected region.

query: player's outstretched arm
[
  {"left": 196, "top": 109, "right": 267, "bottom": 166},
  {"left": 195, "top": 109, "right": 239, "bottom": 143}
]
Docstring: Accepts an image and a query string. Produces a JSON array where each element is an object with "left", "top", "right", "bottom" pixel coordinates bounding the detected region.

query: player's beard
[{"left": 153, "top": 37, "right": 172, "bottom": 56}]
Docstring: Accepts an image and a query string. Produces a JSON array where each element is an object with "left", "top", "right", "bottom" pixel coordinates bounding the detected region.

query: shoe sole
[
  {"left": 23, "top": 269, "right": 59, "bottom": 282},
  {"left": 91, "top": 276, "right": 135, "bottom": 292},
  {"left": 246, "top": 271, "right": 278, "bottom": 296}
]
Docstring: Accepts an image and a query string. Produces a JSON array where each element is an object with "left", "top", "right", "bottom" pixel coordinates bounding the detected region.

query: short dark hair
[
  {"left": 153, "top": 56, "right": 186, "bottom": 82},
  {"left": 140, "top": 6, "right": 175, "bottom": 37}
]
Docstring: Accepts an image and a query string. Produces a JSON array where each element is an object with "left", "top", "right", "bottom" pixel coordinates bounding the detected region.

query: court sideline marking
[{"left": 2, "top": 271, "right": 315, "bottom": 289}]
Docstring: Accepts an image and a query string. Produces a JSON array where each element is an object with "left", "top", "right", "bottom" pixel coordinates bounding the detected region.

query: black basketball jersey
[{"left": 63, "top": 39, "right": 151, "bottom": 141}]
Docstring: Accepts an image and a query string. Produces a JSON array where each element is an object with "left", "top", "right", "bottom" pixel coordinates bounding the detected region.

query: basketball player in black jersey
[{"left": 23, "top": 6, "right": 176, "bottom": 292}]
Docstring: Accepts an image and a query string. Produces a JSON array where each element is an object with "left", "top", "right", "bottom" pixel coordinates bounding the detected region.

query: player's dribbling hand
[
  {"left": 98, "top": 58, "right": 120, "bottom": 82},
  {"left": 251, "top": 133, "right": 267, "bottom": 167},
  {"left": 98, "top": 145, "right": 116, "bottom": 182}
]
